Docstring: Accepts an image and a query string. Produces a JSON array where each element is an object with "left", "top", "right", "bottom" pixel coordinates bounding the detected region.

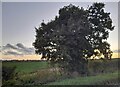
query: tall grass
[
  {"left": 48, "top": 71, "right": 119, "bottom": 85},
  {"left": 88, "top": 58, "right": 118, "bottom": 75},
  {"left": 16, "top": 68, "right": 62, "bottom": 85}
]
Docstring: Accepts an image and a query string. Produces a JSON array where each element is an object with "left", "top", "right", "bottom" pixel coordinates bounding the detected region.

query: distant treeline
[
  {"left": 1, "top": 58, "right": 119, "bottom": 62},
  {"left": 1, "top": 60, "right": 46, "bottom": 62}
]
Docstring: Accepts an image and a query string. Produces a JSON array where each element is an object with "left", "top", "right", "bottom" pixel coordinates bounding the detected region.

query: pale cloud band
[
  {"left": 0, "top": 43, "right": 42, "bottom": 60},
  {"left": 0, "top": 43, "right": 119, "bottom": 60},
  {"left": 1, "top": 43, "right": 35, "bottom": 56},
  {"left": 1, "top": 0, "right": 119, "bottom": 2}
]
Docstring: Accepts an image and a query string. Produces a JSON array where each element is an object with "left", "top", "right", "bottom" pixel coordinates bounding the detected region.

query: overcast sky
[{"left": 2, "top": 2, "right": 118, "bottom": 51}]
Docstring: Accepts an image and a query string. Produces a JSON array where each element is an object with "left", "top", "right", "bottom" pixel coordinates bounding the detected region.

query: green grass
[
  {"left": 2, "top": 58, "right": 119, "bottom": 85},
  {"left": 2, "top": 58, "right": 119, "bottom": 74},
  {"left": 2, "top": 61, "right": 49, "bottom": 73},
  {"left": 48, "top": 71, "right": 119, "bottom": 85}
]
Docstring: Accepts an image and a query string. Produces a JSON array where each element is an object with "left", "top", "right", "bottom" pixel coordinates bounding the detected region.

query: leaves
[
  {"left": 33, "top": 3, "right": 114, "bottom": 74},
  {"left": 88, "top": 3, "right": 114, "bottom": 59}
]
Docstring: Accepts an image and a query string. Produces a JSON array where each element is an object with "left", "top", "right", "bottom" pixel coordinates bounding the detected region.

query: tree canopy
[{"left": 33, "top": 3, "right": 114, "bottom": 74}]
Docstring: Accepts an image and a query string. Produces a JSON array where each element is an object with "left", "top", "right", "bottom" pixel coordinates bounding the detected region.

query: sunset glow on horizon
[
  {"left": 1, "top": 52, "right": 119, "bottom": 60},
  {"left": 2, "top": 54, "right": 42, "bottom": 60}
]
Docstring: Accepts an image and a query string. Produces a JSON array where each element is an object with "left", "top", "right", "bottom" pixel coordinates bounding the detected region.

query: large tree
[{"left": 33, "top": 3, "right": 114, "bottom": 74}]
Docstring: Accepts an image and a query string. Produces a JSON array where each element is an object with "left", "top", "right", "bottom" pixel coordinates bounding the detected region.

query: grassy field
[
  {"left": 48, "top": 71, "right": 119, "bottom": 85},
  {"left": 2, "top": 58, "right": 119, "bottom": 85},
  {"left": 2, "top": 58, "right": 118, "bottom": 73},
  {"left": 2, "top": 61, "right": 49, "bottom": 73}
]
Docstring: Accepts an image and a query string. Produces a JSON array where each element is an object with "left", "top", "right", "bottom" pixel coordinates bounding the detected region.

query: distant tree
[{"left": 33, "top": 3, "right": 114, "bottom": 74}]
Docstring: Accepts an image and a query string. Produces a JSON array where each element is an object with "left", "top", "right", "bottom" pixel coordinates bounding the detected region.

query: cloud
[
  {"left": 16, "top": 43, "right": 25, "bottom": 49},
  {"left": 1, "top": 43, "right": 35, "bottom": 56},
  {"left": 3, "top": 44, "right": 18, "bottom": 50},
  {"left": 113, "top": 49, "right": 120, "bottom": 53},
  {"left": 4, "top": 51, "right": 23, "bottom": 56}
]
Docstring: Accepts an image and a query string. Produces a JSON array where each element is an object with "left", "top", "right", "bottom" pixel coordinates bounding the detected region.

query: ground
[{"left": 2, "top": 58, "right": 119, "bottom": 85}]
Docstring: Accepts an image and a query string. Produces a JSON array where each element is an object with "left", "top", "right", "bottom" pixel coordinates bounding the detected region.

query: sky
[{"left": 1, "top": 2, "right": 119, "bottom": 59}]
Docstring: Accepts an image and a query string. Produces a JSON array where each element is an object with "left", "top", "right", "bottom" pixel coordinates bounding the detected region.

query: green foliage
[
  {"left": 2, "top": 66, "right": 17, "bottom": 86},
  {"left": 87, "top": 3, "right": 114, "bottom": 59},
  {"left": 33, "top": 3, "right": 114, "bottom": 74},
  {"left": 33, "top": 4, "right": 89, "bottom": 74},
  {"left": 88, "top": 59, "right": 118, "bottom": 75},
  {"left": 2, "top": 66, "right": 16, "bottom": 81}
]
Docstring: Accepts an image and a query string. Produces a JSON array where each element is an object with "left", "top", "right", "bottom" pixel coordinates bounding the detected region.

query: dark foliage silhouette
[{"left": 33, "top": 3, "right": 114, "bottom": 74}]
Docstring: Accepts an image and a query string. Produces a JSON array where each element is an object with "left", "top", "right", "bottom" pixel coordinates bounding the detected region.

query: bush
[
  {"left": 19, "top": 68, "right": 62, "bottom": 85},
  {"left": 88, "top": 59, "right": 119, "bottom": 75},
  {"left": 2, "top": 66, "right": 17, "bottom": 86}
]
